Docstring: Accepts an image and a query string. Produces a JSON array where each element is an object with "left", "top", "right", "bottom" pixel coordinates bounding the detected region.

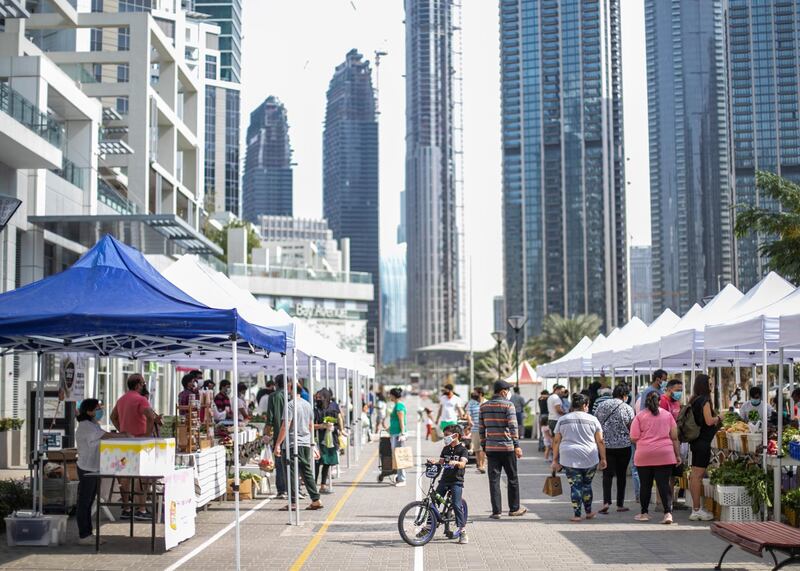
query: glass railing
[
  {"left": 51, "top": 157, "right": 88, "bottom": 190},
  {"left": 97, "top": 179, "right": 139, "bottom": 215},
  {"left": 0, "top": 82, "right": 64, "bottom": 148},
  {"left": 229, "top": 263, "right": 373, "bottom": 285}
]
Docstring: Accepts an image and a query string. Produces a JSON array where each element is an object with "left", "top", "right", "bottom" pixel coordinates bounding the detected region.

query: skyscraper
[
  {"left": 726, "top": 0, "right": 800, "bottom": 290},
  {"left": 646, "top": 0, "right": 732, "bottom": 317},
  {"left": 190, "top": 0, "right": 243, "bottom": 216},
  {"left": 381, "top": 245, "right": 408, "bottom": 364},
  {"left": 500, "top": 0, "right": 627, "bottom": 337},
  {"left": 323, "top": 49, "right": 380, "bottom": 356},
  {"left": 630, "top": 246, "right": 654, "bottom": 324},
  {"left": 242, "top": 96, "right": 293, "bottom": 223},
  {"left": 404, "top": 0, "right": 464, "bottom": 352}
]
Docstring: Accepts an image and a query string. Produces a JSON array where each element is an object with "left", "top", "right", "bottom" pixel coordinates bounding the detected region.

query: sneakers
[
  {"left": 394, "top": 480, "right": 407, "bottom": 487},
  {"left": 458, "top": 532, "right": 469, "bottom": 544},
  {"left": 78, "top": 535, "right": 106, "bottom": 546},
  {"left": 689, "top": 508, "right": 714, "bottom": 521},
  {"left": 134, "top": 510, "right": 153, "bottom": 521},
  {"left": 489, "top": 513, "right": 501, "bottom": 520},
  {"left": 508, "top": 507, "right": 528, "bottom": 517}
]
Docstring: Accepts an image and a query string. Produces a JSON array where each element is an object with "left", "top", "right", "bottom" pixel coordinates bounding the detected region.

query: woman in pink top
[{"left": 629, "top": 391, "right": 680, "bottom": 524}]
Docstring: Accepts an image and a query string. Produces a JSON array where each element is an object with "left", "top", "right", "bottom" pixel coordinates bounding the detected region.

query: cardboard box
[{"left": 226, "top": 478, "right": 252, "bottom": 500}]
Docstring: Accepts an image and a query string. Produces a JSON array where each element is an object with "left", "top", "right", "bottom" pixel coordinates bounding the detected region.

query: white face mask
[{"left": 443, "top": 435, "right": 455, "bottom": 446}]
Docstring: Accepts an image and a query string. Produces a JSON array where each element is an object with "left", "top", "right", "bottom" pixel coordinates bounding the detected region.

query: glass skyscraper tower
[
  {"left": 404, "top": 0, "right": 464, "bottom": 351},
  {"left": 191, "top": 0, "right": 241, "bottom": 82},
  {"left": 727, "top": 0, "right": 800, "bottom": 290},
  {"left": 500, "top": 0, "right": 626, "bottom": 337},
  {"left": 323, "top": 49, "right": 380, "bottom": 356},
  {"left": 242, "top": 96, "right": 293, "bottom": 223},
  {"left": 646, "top": 0, "right": 732, "bottom": 315}
]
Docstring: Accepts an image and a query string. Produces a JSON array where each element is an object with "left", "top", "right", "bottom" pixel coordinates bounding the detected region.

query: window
[
  {"left": 91, "top": 0, "right": 103, "bottom": 12},
  {"left": 205, "top": 55, "right": 217, "bottom": 80},
  {"left": 118, "top": 27, "right": 129, "bottom": 51},
  {"left": 119, "top": 0, "right": 151, "bottom": 12},
  {"left": 116, "top": 96, "right": 129, "bottom": 115},
  {"left": 117, "top": 64, "right": 129, "bottom": 83},
  {"left": 90, "top": 28, "right": 102, "bottom": 51}
]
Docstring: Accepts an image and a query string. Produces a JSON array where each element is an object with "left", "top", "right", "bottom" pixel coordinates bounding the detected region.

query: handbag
[
  {"left": 542, "top": 470, "right": 563, "bottom": 497},
  {"left": 392, "top": 446, "right": 414, "bottom": 470}
]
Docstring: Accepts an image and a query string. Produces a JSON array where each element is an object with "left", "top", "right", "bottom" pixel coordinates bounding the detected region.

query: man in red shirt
[
  {"left": 110, "top": 374, "right": 160, "bottom": 520},
  {"left": 659, "top": 379, "right": 683, "bottom": 421}
]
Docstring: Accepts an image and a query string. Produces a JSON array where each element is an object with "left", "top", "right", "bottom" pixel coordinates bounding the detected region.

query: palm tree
[
  {"left": 734, "top": 170, "right": 800, "bottom": 283},
  {"left": 475, "top": 340, "right": 516, "bottom": 383},
  {"left": 526, "top": 313, "right": 602, "bottom": 363}
]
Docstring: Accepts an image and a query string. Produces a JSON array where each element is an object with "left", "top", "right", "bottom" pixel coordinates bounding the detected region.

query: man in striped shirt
[{"left": 479, "top": 380, "right": 527, "bottom": 519}]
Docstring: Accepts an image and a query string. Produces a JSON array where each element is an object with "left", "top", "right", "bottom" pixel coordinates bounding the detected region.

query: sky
[{"left": 241, "top": 0, "right": 650, "bottom": 350}]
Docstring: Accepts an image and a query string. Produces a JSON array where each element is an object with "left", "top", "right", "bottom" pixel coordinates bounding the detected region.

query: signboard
[
  {"left": 58, "top": 353, "right": 87, "bottom": 402},
  {"left": 163, "top": 468, "right": 196, "bottom": 550},
  {"left": 294, "top": 304, "right": 350, "bottom": 320},
  {"left": 42, "top": 430, "right": 64, "bottom": 451}
]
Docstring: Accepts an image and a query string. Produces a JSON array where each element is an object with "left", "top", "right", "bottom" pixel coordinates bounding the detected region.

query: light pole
[
  {"left": 491, "top": 330, "right": 506, "bottom": 381},
  {"left": 507, "top": 315, "right": 528, "bottom": 387}
]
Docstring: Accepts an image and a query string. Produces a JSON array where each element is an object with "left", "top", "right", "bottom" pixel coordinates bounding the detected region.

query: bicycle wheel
[{"left": 398, "top": 500, "right": 437, "bottom": 546}]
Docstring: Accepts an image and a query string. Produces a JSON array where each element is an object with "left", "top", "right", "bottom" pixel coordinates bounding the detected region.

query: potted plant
[
  {"left": 0, "top": 418, "right": 24, "bottom": 469},
  {"left": 784, "top": 489, "right": 800, "bottom": 527}
]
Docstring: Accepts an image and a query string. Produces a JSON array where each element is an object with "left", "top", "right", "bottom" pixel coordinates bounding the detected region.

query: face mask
[
  {"left": 751, "top": 399, "right": 761, "bottom": 406},
  {"left": 223, "top": 388, "right": 231, "bottom": 396},
  {"left": 315, "top": 400, "right": 323, "bottom": 408},
  {"left": 672, "top": 391, "right": 683, "bottom": 401},
  {"left": 94, "top": 409, "right": 104, "bottom": 422},
  {"left": 443, "top": 435, "right": 455, "bottom": 446},
  {"left": 660, "top": 381, "right": 667, "bottom": 390}
]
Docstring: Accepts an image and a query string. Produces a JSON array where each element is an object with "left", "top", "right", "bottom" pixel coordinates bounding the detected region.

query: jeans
[
  {"left": 564, "top": 466, "right": 597, "bottom": 517},
  {"left": 638, "top": 464, "right": 673, "bottom": 515},
  {"left": 286, "top": 446, "right": 320, "bottom": 502},
  {"left": 435, "top": 481, "right": 465, "bottom": 528},
  {"left": 390, "top": 434, "right": 405, "bottom": 482},
  {"left": 603, "top": 447, "right": 632, "bottom": 507},
  {"left": 76, "top": 467, "right": 99, "bottom": 539},
  {"left": 486, "top": 451, "right": 520, "bottom": 514},
  {"left": 630, "top": 444, "right": 640, "bottom": 499}
]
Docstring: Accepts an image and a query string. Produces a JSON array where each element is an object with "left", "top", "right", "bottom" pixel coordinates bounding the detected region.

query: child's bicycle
[{"left": 397, "top": 462, "right": 468, "bottom": 546}]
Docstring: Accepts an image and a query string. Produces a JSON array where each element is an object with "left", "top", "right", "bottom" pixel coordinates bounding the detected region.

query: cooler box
[
  {"left": 5, "top": 513, "right": 51, "bottom": 547},
  {"left": 100, "top": 438, "right": 175, "bottom": 476}
]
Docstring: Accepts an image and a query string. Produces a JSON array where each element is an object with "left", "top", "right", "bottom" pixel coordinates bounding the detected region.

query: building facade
[
  {"left": 726, "top": 0, "right": 800, "bottom": 290},
  {"left": 381, "top": 245, "right": 408, "bottom": 364},
  {"left": 630, "top": 245, "right": 653, "bottom": 324},
  {"left": 493, "top": 295, "right": 506, "bottom": 333},
  {"left": 323, "top": 49, "right": 380, "bottom": 356},
  {"left": 646, "top": 0, "right": 732, "bottom": 316},
  {"left": 188, "top": 0, "right": 242, "bottom": 216},
  {"left": 242, "top": 96, "right": 293, "bottom": 223},
  {"left": 500, "top": 0, "right": 627, "bottom": 337},
  {"left": 404, "top": 0, "right": 464, "bottom": 352}
]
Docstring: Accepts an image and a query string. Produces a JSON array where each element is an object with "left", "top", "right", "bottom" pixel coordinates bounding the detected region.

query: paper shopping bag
[
  {"left": 430, "top": 427, "right": 442, "bottom": 443},
  {"left": 392, "top": 446, "right": 414, "bottom": 470},
  {"left": 542, "top": 471, "right": 563, "bottom": 497}
]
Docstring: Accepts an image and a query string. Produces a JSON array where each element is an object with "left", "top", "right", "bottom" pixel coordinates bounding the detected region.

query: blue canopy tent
[{"left": 0, "top": 235, "right": 285, "bottom": 562}]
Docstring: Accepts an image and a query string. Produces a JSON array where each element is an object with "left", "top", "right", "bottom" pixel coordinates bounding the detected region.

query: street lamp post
[
  {"left": 507, "top": 315, "right": 528, "bottom": 387},
  {"left": 491, "top": 330, "right": 506, "bottom": 381}
]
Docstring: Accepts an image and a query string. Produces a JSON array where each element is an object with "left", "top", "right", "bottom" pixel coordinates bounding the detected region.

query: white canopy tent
[
  {"left": 591, "top": 317, "right": 648, "bottom": 373},
  {"left": 631, "top": 304, "right": 702, "bottom": 368},
  {"left": 561, "top": 330, "right": 614, "bottom": 377},
  {"left": 609, "top": 309, "right": 680, "bottom": 370},
  {"left": 537, "top": 336, "right": 592, "bottom": 378}
]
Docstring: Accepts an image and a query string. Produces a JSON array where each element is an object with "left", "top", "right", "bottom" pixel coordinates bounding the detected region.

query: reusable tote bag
[
  {"left": 392, "top": 446, "right": 414, "bottom": 470},
  {"left": 542, "top": 470, "right": 563, "bottom": 497}
]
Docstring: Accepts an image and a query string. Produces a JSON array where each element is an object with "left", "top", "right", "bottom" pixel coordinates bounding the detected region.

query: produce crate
[
  {"left": 789, "top": 440, "right": 800, "bottom": 461},
  {"left": 727, "top": 433, "right": 743, "bottom": 453},
  {"left": 720, "top": 505, "right": 756, "bottom": 522},
  {"left": 226, "top": 477, "right": 252, "bottom": 500},
  {"left": 716, "top": 485, "right": 751, "bottom": 507},
  {"left": 742, "top": 434, "right": 762, "bottom": 455},
  {"left": 715, "top": 432, "right": 729, "bottom": 450},
  {"left": 713, "top": 501, "right": 721, "bottom": 520},
  {"left": 677, "top": 476, "right": 689, "bottom": 489}
]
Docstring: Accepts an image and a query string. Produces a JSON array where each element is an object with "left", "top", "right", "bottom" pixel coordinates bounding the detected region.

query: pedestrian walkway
[{"left": 0, "top": 396, "right": 775, "bottom": 570}]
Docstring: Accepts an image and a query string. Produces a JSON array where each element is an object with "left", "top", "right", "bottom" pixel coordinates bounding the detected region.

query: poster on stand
[
  {"left": 164, "top": 467, "right": 196, "bottom": 550},
  {"left": 59, "top": 353, "right": 87, "bottom": 402}
]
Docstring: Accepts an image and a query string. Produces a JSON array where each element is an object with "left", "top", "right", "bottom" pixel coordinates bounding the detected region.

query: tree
[
  {"left": 204, "top": 220, "right": 262, "bottom": 264},
  {"left": 526, "top": 313, "right": 602, "bottom": 363},
  {"left": 475, "top": 340, "right": 517, "bottom": 383},
  {"left": 734, "top": 170, "right": 800, "bottom": 283}
]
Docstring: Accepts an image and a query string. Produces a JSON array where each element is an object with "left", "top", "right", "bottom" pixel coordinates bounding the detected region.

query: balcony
[
  {"left": 51, "top": 157, "right": 88, "bottom": 191},
  {"left": 0, "top": 82, "right": 64, "bottom": 148},
  {"left": 229, "top": 263, "right": 373, "bottom": 285}
]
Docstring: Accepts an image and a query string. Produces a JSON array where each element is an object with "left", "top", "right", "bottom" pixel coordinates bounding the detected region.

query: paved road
[{"left": 0, "top": 396, "right": 773, "bottom": 570}]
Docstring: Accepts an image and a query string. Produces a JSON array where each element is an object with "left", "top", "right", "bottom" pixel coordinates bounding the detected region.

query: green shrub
[{"left": 0, "top": 479, "right": 32, "bottom": 530}]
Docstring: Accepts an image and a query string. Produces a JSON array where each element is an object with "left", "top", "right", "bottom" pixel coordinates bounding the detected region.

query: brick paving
[{"left": 0, "top": 396, "right": 776, "bottom": 570}]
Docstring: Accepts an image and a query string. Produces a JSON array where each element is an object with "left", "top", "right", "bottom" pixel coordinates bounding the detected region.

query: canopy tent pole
[
  {"left": 690, "top": 348, "right": 696, "bottom": 396},
  {"left": 325, "top": 361, "right": 330, "bottom": 391},
  {"left": 717, "top": 366, "right": 722, "bottom": 412},
  {"left": 762, "top": 340, "right": 769, "bottom": 522},
  {"left": 332, "top": 363, "right": 339, "bottom": 486},
  {"left": 292, "top": 349, "right": 300, "bottom": 525},
  {"left": 735, "top": 354, "right": 741, "bottom": 407},
  {"left": 775, "top": 348, "right": 785, "bottom": 522},
  {"left": 33, "top": 352, "right": 43, "bottom": 512},
  {"left": 104, "top": 357, "right": 111, "bottom": 431},
  {"left": 283, "top": 352, "right": 292, "bottom": 525},
  {"left": 231, "top": 339, "right": 241, "bottom": 571},
  {"left": 308, "top": 354, "right": 315, "bottom": 484},
  {"left": 791, "top": 359, "right": 796, "bottom": 421},
  {"left": 355, "top": 372, "right": 361, "bottom": 460},
  {"left": 345, "top": 369, "right": 351, "bottom": 470},
  {"left": 681, "top": 370, "right": 686, "bottom": 405}
]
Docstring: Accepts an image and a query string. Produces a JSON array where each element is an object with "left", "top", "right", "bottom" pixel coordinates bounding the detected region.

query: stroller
[{"left": 377, "top": 430, "right": 397, "bottom": 482}]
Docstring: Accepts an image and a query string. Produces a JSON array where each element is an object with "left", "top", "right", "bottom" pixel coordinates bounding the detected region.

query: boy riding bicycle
[{"left": 426, "top": 424, "right": 469, "bottom": 544}]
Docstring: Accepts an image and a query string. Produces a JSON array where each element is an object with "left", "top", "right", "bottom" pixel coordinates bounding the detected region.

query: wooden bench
[{"left": 712, "top": 521, "right": 800, "bottom": 570}]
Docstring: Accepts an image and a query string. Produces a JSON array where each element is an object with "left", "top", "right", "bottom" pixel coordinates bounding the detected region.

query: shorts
[
  {"left": 471, "top": 430, "right": 482, "bottom": 451},
  {"left": 690, "top": 440, "right": 712, "bottom": 468},
  {"left": 548, "top": 419, "right": 558, "bottom": 434}
]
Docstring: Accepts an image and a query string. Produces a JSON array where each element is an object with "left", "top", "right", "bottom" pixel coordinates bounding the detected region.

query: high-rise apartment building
[
  {"left": 646, "top": 0, "right": 732, "bottom": 316},
  {"left": 381, "top": 245, "right": 408, "bottom": 364},
  {"left": 189, "top": 0, "right": 242, "bottom": 216},
  {"left": 404, "top": 0, "right": 464, "bottom": 352},
  {"left": 493, "top": 295, "right": 506, "bottom": 334},
  {"left": 242, "top": 96, "right": 293, "bottom": 223},
  {"left": 500, "top": 0, "right": 626, "bottom": 337},
  {"left": 630, "top": 246, "right": 654, "bottom": 324},
  {"left": 726, "top": 0, "right": 800, "bottom": 290},
  {"left": 323, "top": 49, "right": 380, "bottom": 355}
]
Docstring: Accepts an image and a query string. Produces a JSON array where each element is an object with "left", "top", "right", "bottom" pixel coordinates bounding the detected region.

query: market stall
[{"left": 0, "top": 236, "right": 286, "bottom": 565}]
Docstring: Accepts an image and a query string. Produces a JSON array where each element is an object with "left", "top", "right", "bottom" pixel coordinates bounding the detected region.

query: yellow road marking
[{"left": 289, "top": 449, "right": 380, "bottom": 570}]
